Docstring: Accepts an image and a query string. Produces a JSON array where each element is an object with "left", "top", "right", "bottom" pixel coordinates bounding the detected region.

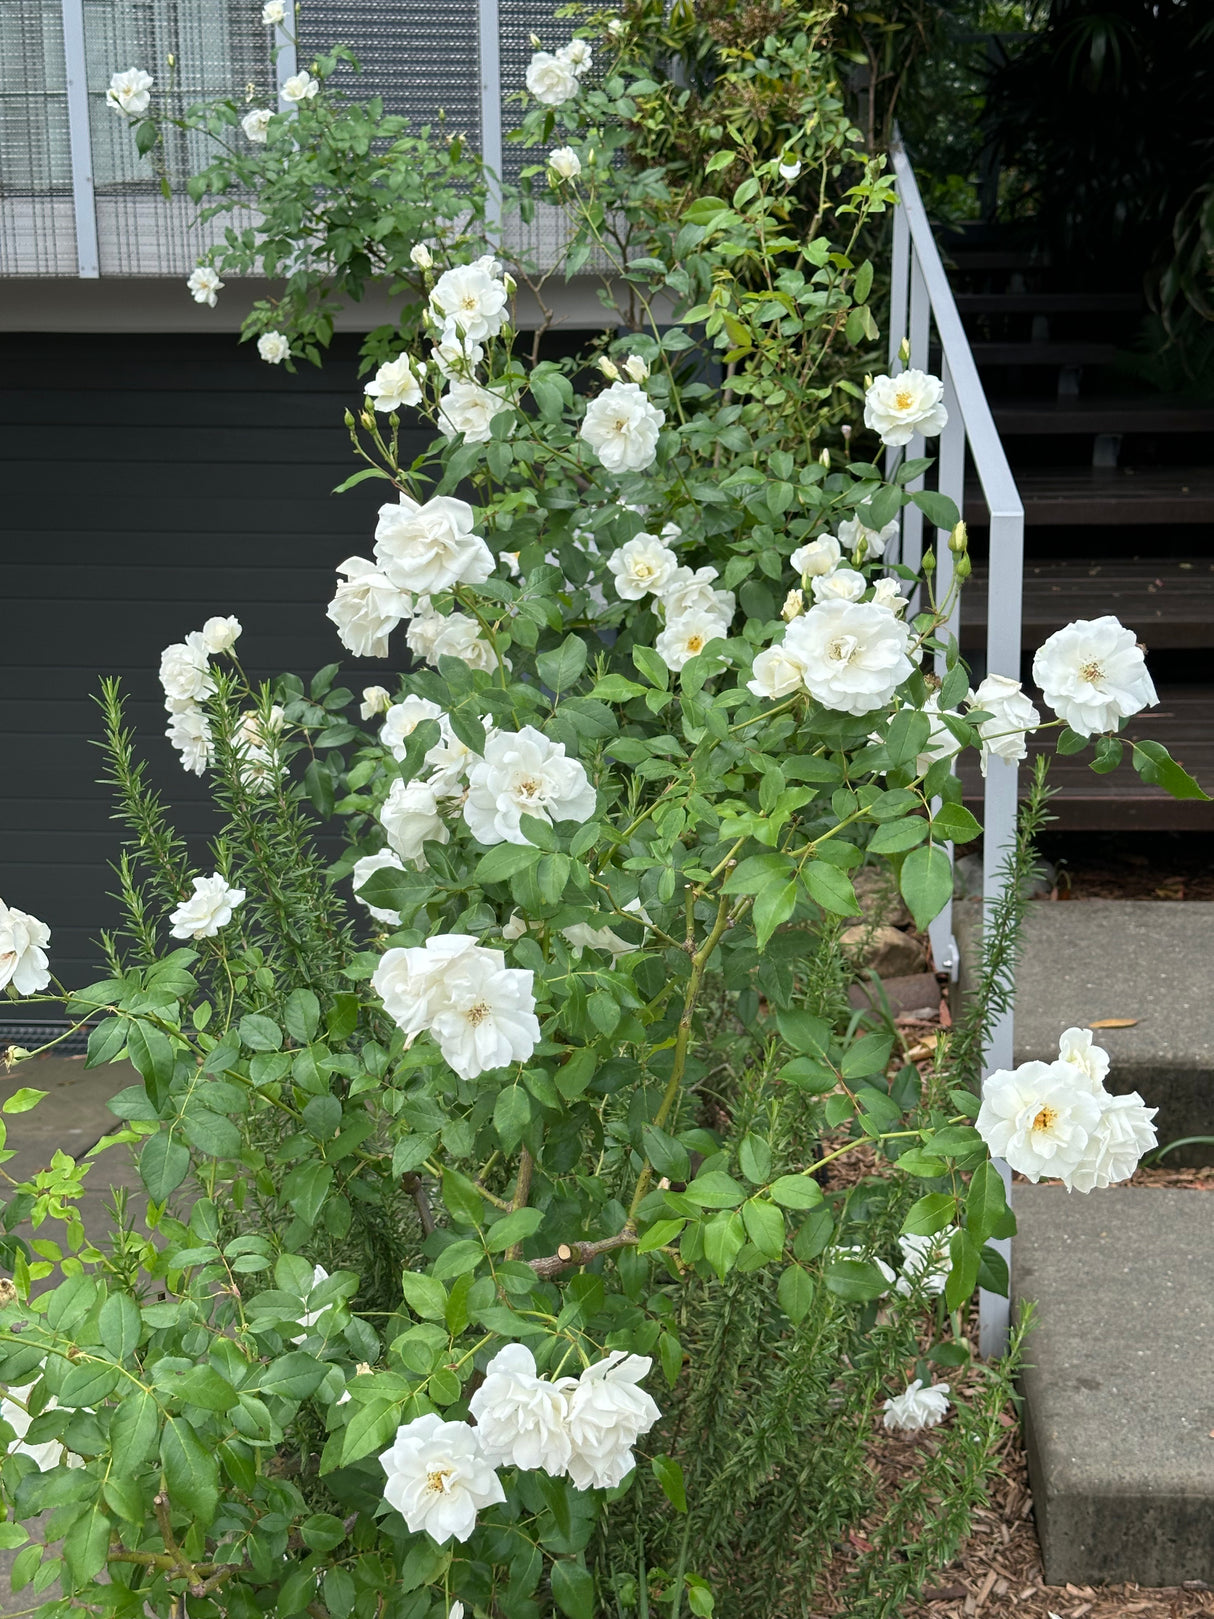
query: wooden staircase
[{"left": 942, "top": 237, "right": 1214, "bottom": 828}]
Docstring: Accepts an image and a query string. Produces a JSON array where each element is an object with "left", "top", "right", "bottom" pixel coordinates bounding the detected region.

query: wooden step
[
  {"left": 960, "top": 560, "right": 1214, "bottom": 649},
  {"left": 955, "top": 292, "right": 1141, "bottom": 315},
  {"left": 960, "top": 687, "right": 1214, "bottom": 830},
  {"left": 964, "top": 467, "right": 1214, "bottom": 527},
  {"left": 943, "top": 250, "right": 1047, "bottom": 271},
  {"left": 992, "top": 399, "right": 1214, "bottom": 435},
  {"left": 969, "top": 342, "right": 1118, "bottom": 367}
]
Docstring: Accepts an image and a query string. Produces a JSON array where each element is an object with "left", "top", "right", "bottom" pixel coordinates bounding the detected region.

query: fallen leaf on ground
[{"left": 1087, "top": 1018, "right": 1138, "bottom": 1028}]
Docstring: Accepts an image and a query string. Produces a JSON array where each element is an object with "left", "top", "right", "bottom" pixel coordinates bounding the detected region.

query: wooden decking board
[
  {"left": 964, "top": 467, "right": 1214, "bottom": 527},
  {"left": 968, "top": 343, "right": 1118, "bottom": 366},
  {"left": 992, "top": 400, "right": 1214, "bottom": 435},
  {"left": 959, "top": 687, "right": 1214, "bottom": 830},
  {"left": 959, "top": 560, "right": 1214, "bottom": 649},
  {"left": 955, "top": 292, "right": 1141, "bottom": 314}
]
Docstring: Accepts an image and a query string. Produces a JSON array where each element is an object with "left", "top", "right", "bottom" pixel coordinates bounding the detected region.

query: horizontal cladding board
[
  {"left": 0, "top": 333, "right": 372, "bottom": 390},
  {"left": 0, "top": 390, "right": 379, "bottom": 429},
  {"left": 5, "top": 496, "right": 390, "bottom": 532},
  {"left": 6, "top": 462, "right": 385, "bottom": 501},
  {"left": 1, "top": 536, "right": 389, "bottom": 566},
  {"left": 6, "top": 569, "right": 352, "bottom": 601},
  {"left": 2, "top": 425, "right": 433, "bottom": 465}
]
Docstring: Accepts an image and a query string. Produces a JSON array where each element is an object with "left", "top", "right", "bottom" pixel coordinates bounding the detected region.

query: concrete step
[
  {"left": 954, "top": 899, "right": 1214, "bottom": 1160},
  {"left": 1013, "top": 1184, "right": 1214, "bottom": 1586}
]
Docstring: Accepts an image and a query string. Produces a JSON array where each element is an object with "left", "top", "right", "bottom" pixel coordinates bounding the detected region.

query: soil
[{"left": 1036, "top": 832, "right": 1214, "bottom": 903}]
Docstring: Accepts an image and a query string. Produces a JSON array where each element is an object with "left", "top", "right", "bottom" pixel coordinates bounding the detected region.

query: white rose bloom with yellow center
[
  {"left": 366, "top": 354, "right": 425, "bottom": 413},
  {"left": 106, "top": 68, "right": 153, "bottom": 115},
  {"left": 379, "top": 1414, "right": 505, "bottom": 1545},
  {"left": 242, "top": 107, "right": 273, "bottom": 143},
  {"left": 280, "top": 70, "right": 318, "bottom": 103},
  {"left": 863, "top": 369, "right": 948, "bottom": 447},
  {"left": 975, "top": 1059, "right": 1103, "bottom": 1187},
  {"left": 257, "top": 329, "right": 289, "bottom": 363},
  {"left": 549, "top": 146, "right": 581, "bottom": 180},
  {"left": 429, "top": 951, "right": 540, "bottom": 1079},
  {"left": 655, "top": 608, "right": 728, "bottom": 674},
  {"left": 464, "top": 725, "right": 595, "bottom": 845},
  {"left": 438, "top": 381, "right": 514, "bottom": 444},
  {"left": 429, "top": 263, "right": 509, "bottom": 342},
  {"left": 790, "top": 535, "right": 841, "bottom": 578},
  {"left": 783, "top": 599, "right": 913, "bottom": 716},
  {"left": 811, "top": 567, "right": 866, "bottom": 604},
  {"left": 580, "top": 381, "right": 664, "bottom": 473},
  {"left": 606, "top": 533, "right": 679, "bottom": 600},
  {"left": 186, "top": 266, "right": 223, "bottom": 307},
  {"left": 1031, "top": 615, "right": 1158, "bottom": 737},
  {"left": 747, "top": 643, "right": 806, "bottom": 700},
  {"left": 379, "top": 695, "right": 445, "bottom": 761}
]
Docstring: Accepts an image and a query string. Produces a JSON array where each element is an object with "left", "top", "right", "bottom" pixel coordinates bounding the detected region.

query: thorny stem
[{"left": 506, "top": 1147, "right": 535, "bottom": 1260}]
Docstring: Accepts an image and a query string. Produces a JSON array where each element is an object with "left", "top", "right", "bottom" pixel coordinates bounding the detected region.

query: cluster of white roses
[
  {"left": 524, "top": 36, "right": 593, "bottom": 107},
  {"left": 158, "top": 616, "right": 241, "bottom": 775},
  {"left": 327, "top": 491, "right": 507, "bottom": 670},
  {"left": 379, "top": 1346, "right": 660, "bottom": 1545},
  {"left": 0, "top": 899, "right": 52, "bottom": 997},
  {"left": 607, "top": 526, "right": 737, "bottom": 672},
  {"left": 370, "top": 933, "right": 540, "bottom": 1080},
  {"left": 976, "top": 1027, "right": 1157, "bottom": 1193}
]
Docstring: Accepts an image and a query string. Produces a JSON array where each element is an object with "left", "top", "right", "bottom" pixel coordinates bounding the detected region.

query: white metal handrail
[{"left": 886, "top": 136, "right": 1024, "bottom": 1357}]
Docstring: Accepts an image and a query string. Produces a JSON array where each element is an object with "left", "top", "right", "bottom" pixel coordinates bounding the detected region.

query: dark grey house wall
[{"left": 0, "top": 331, "right": 424, "bottom": 1002}]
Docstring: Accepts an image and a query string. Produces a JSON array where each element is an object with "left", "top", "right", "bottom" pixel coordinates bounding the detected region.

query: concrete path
[
  {"left": 955, "top": 899, "right": 1214, "bottom": 1158},
  {"left": 1014, "top": 1184, "right": 1214, "bottom": 1586}
]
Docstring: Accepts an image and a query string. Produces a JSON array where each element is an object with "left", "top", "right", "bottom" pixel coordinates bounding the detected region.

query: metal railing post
[
  {"left": 275, "top": 9, "right": 298, "bottom": 98},
  {"left": 926, "top": 357, "right": 964, "bottom": 983},
  {"left": 889, "top": 137, "right": 1024, "bottom": 1359},
  {"left": 61, "top": 0, "right": 100, "bottom": 278}
]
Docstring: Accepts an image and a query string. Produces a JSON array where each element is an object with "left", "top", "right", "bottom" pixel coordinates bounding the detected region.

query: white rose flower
[
  {"left": 379, "top": 777, "right": 449, "bottom": 867},
  {"left": 168, "top": 873, "right": 245, "bottom": 940},
  {"left": 373, "top": 494, "right": 492, "bottom": 595},
  {"left": 1068, "top": 1092, "right": 1158, "bottom": 1193},
  {"left": 580, "top": 381, "right": 664, "bottom": 473},
  {"left": 790, "top": 535, "right": 841, "bottom": 578},
  {"left": 621, "top": 354, "right": 649, "bottom": 383},
  {"left": 564, "top": 1352, "right": 661, "bottom": 1491},
  {"left": 468, "top": 1344, "right": 575, "bottom": 1474},
  {"left": 410, "top": 242, "right": 434, "bottom": 270},
  {"left": 598, "top": 357, "right": 621, "bottom": 382},
  {"left": 1, "top": 1384, "right": 82, "bottom": 1471},
  {"left": 186, "top": 266, "right": 223, "bottom": 307},
  {"left": 783, "top": 599, "right": 914, "bottom": 717},
  {"left": 525, "top": 50, "right": 579, "bottom": 105},
  {"left": 327, "top": 557, "right": 411, "bottom": 658},
  {"left": 290, "top": 1264, "right": 332, "bottom": 1343},
  {"left": 975, "top": 1059, "right": 1104, "bottom": 1187},
  {"left": 380, "top": 1414, "right": 504, "bottom": 1544},
  {"left": 0, "top": 903, "right": 52, "bottom": 996},
  {"left": 838, "top": 515, "right": 899, "bottom": 560},
  {"left": 747, "top": 643, "right": 806, "bottom": 700},
  {"left": 431, "top": 320, "right": 485, "bottom": 381},
  {"left": 1031, "top": 615, "right": 1158, "bottom": 737},
  {"left": 778, "top": 158, "right": 802, "bottom": 181},
  {"left": 261, "top": 0, "right": 286, "bottom": 23},
  {"left": 360, "top": 685, "right": 392, "bottom": 721},
  {"left": 166, "top": 708, "right": 214, "bottom": 775},
  {"left": 894, "top": 1229, "right": 956, "bottom": 1298},
  {"left": 1056, "top": 1026, "right": 1110, "bottom": 1090},
  {"left": 106, "top": 68, "right": 153, "bottom": 115},
  {"left": 871, "top": 576, "right": 910, "bottom": 614},
  {"left": 351, "top": 850, "right": 406, "bottom": 926},
  {"left": 430, "top": 951, "right": 540, "bottom": 1079},
  {"left": 863, "top": 369, "right": 948, "bottom": 447},
  {"left": 465, "top": 725, "right": 595, "bottom": 845},
  {"left": 782, "top": 588, "right": 804, "bottom": 622},
  {"left": 159, "top": 633, "right": 214, "bottom": 710},
  {"left": 438, "top": 381, "right": 514, "bottom": 444},
  {"left": 557, "top": 37, "right": 593, "bottom": 74},
  {"left": 380, "top": 695, "right": 445, "bottom": 761},
  {"left": 426, "top": 722, "right": 482, "bottom": 797},
  {"left": 811, "top": 567, "right": 866, "bottom": 604},
  {"left": 561, "top": 921, "right": 635, "bottom": 961},
  {"left": 256, "top": 329, "right": 289, "bottom": 363},
  {"left": 280, "top": 70, "right": 318, "bottom": 104},
  {"left": 607, "top": 533, "right": 679, "bottom": 601},
  {"left": 968, "top": 673, "right": 1041, "bottom": 776},
  {"left": 549, "top": 146, "right": 581, "bottom": 180},
  {"left": 655, "top": 609, "right": 730, "bottom": 674},
  {"left": 242, "top": 107, "right": 273, "bottom": 143},
  {"left": 201, "top": 615, "right": 241, "bottom": 655},
  {"left": 421, "top": 611, "right": 501, "bottom": 674},
  {"left": 429, "top": 263, "right": 509, "bottom": 342},
  {"left": 366, "top": 354, "right": 425, "bottom": 413},
  {"left": 372, "top": 934, "right": 482, "bottom": 1039},
  {"left": 882, "top": 1380, "right": 951, "bottom": 1432}
]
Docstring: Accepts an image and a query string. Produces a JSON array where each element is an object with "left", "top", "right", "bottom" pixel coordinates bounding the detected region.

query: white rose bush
[{"left": 1, "top": 7, "right": 1209, "bottom": 1619}]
